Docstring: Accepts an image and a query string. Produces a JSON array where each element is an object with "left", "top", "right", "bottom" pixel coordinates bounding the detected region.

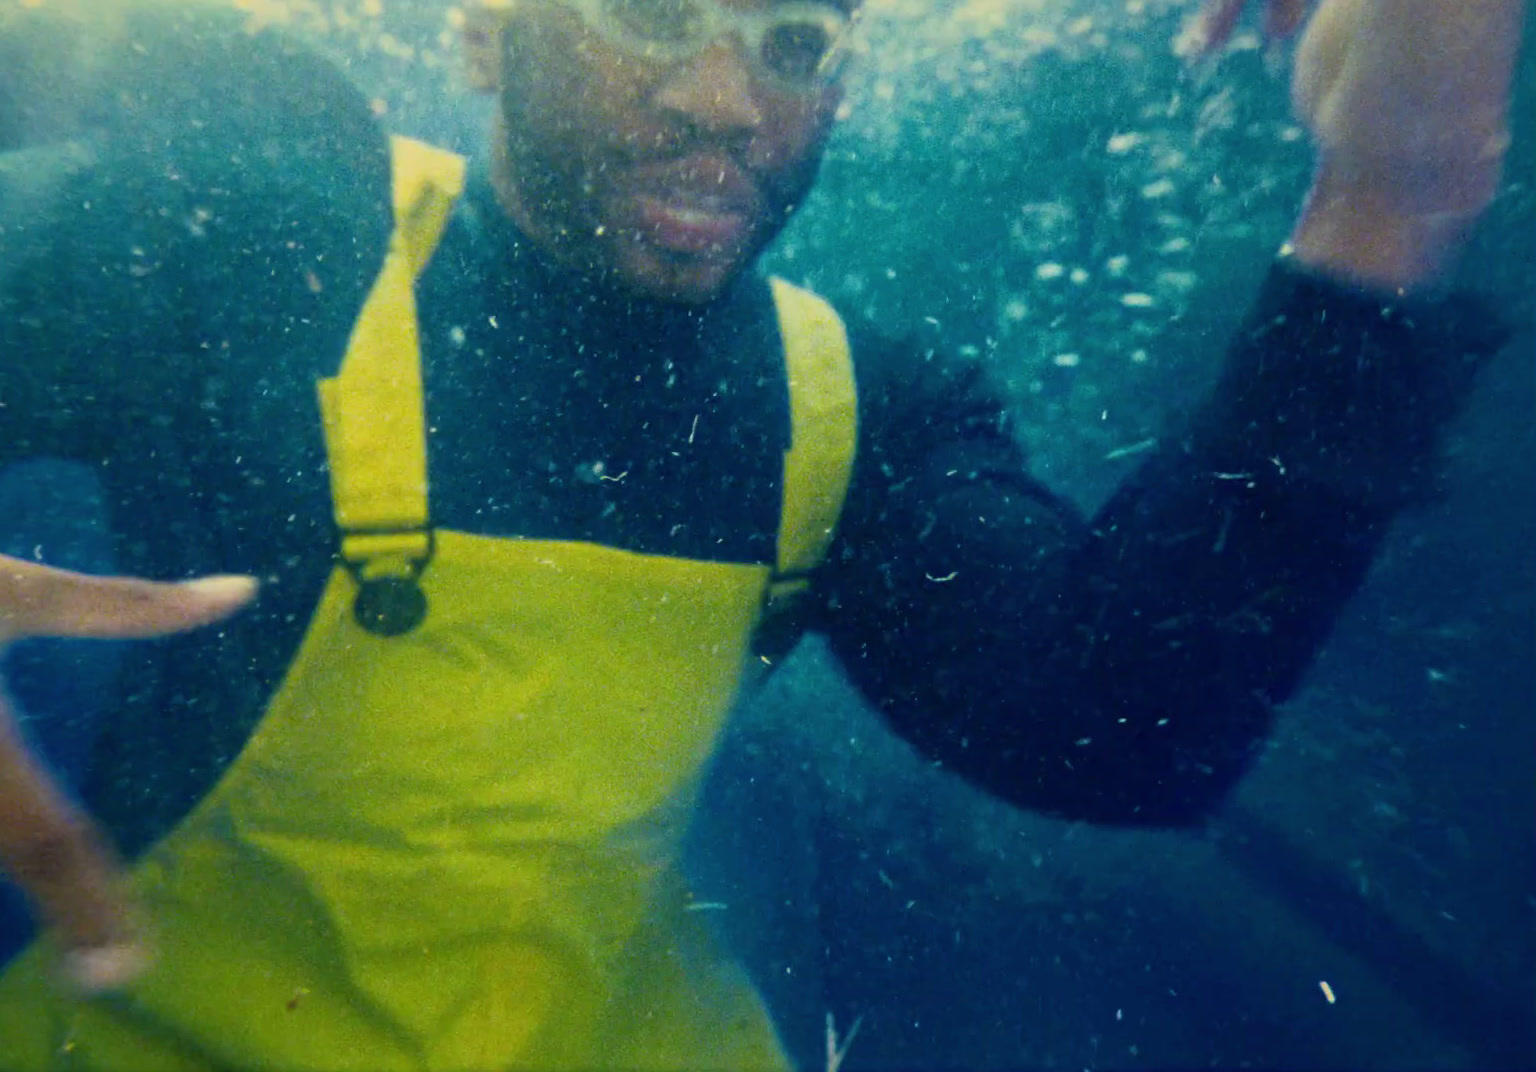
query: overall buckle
[{"left": 338, "top": 528, "right": 436, "bottom": 637}]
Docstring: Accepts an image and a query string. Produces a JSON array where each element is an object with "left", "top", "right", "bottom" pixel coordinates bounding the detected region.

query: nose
[{"left": 653, "top": 38, "right": 765, "bottom": 138}]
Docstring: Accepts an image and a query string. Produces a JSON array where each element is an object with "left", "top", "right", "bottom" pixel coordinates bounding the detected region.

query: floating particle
[
  {"left": 1156, "top": 270, "right": 1198, "bottom": 293},
  {"left": 1104, "top": 438, "right": 1157, "bottom": 461},
  {"left": 1319, "top": 980, "right": 1336, "bottom": 1004},
  {"left": 1003, "top": 298, "right": 1029, "bottom": 321},
  {"left": 1052, "top": 352, "right": 1081, "bottom": 368},
  {"left": 376, "top": 33, "right": 414, "bottom": 60},
  {"left": 1105, "top": 255, "right": 1130, "bottom": 276},
  {"left": 1120, "top": 293, "right": 1156, "bottom": 308},
  {"left": 1106, "top": 132, "right": 1143, "bottom": 155},
  {"left": 1070, "top": 268, "right": 1090, "bottom": 285},
  {"left": 1019, "top": 200, "right": 1077, "bottom": 236},
  {"left": 1035, "top": 262, "right": 1065, "bottom": 281},
  {"left": 1159, "top": 237, "right": 1192, "bottom": 255},
  {"left": 1141, "top": 178, "right": 1176, "bottom": 200}
]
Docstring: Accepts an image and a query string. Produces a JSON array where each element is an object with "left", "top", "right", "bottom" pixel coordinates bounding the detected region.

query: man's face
[{"left": 470, "top": 0, "right": 850, "bottom": 304}]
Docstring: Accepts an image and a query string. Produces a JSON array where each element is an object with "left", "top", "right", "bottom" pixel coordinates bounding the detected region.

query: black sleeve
[{"left": 816, "top": 258, "right": 1511, "bottom": 828}]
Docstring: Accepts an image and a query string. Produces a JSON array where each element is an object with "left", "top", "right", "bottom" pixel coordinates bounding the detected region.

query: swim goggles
[{"left": 551, "top": 0, "right": 857, "bottom": 93}]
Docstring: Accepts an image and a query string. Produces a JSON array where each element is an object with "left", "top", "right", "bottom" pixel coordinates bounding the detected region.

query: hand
[
  {"left": 1176, "top": 0, "right": 1312, "bottom": 56},
  {"left": 1182, "top": 0, "right": 1528, "bottom": 290},
  {"left": 0, "top": 558, "right": 255, "bottom": 991}
]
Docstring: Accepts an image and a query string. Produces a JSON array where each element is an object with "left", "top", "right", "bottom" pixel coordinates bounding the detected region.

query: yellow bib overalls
[{"left": 0, "top": 137, "right": 857, "bottom": 1071}]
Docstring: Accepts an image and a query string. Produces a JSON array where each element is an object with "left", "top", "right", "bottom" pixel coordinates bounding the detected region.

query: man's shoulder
[
  {"left": 2, "top": 2, "right": 391, "bottom": 218},
  {"left": 1, "top": 4, "right": 395, "bottom": 387}
]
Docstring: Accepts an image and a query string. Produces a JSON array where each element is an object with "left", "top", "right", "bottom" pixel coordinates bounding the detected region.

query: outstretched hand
[
  {"left": 1181, "top": 0, "right": 1528, "bottom": 289},
  {"left": 0, "top": 557, "right": 255, "bottom": 991}
]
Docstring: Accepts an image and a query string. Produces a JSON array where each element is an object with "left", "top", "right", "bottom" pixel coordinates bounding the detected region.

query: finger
[
  {"left": 0, "top": 557, "right": 257, "bottom": 645},
  {"left": 63, "top": 938, "right": 149, "bottom": 993},
  {"left": 0, "top": 691, "right": 142, "bottom": 978},
  {"left": 1264, "top": 0, "right": 1313, "bottom": 40},
  {"left": 1176, "top": 0, "right": 1248, "bottom": 59}
]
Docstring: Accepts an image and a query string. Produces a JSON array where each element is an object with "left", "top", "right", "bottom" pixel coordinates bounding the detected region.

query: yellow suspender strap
[
  {"left": 767, "top": 277, "right": 859, "bottom": 603},
  {"left": 316, "top": 136, "right": 466, "bottom": 581}
]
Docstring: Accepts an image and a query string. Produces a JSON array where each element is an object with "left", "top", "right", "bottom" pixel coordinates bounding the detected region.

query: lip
[
  {"left": 627, "top": 154, "right": 761, "bottom": 256},
  {"left": 636, "top": 195, "right": 751, "bottom": 254}
]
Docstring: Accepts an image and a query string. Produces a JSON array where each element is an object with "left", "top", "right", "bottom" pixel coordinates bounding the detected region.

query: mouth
[
  {"left": 636, "top": 194, "right": 752, "bottom": 255},
  {"left": 626, "top": 155, "right": 761, "bottom": 257}
]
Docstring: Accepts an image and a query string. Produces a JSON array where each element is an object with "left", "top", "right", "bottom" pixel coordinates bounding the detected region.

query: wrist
[{"left": 1287, "top": 167, "right": 1487, "bottom": 295}]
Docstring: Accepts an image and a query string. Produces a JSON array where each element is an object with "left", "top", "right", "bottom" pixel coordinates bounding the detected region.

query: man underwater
[{"left": 0, "top": 0, "right": 1526, "bottom": 1067}]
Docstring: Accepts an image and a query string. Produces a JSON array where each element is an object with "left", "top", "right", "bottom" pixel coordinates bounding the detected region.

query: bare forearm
[{"left": 1287, "top": 0, "right": 1527, "bottom": 292}]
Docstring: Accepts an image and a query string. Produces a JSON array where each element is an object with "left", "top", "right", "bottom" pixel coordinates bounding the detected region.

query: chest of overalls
[{"left": 0, "top": 137, "right": 856, "bottom": 1071}]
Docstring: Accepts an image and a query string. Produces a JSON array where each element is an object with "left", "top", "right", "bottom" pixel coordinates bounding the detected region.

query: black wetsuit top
[{"left": 0, "top": 8, "right": 1507, "bottom": 862}]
